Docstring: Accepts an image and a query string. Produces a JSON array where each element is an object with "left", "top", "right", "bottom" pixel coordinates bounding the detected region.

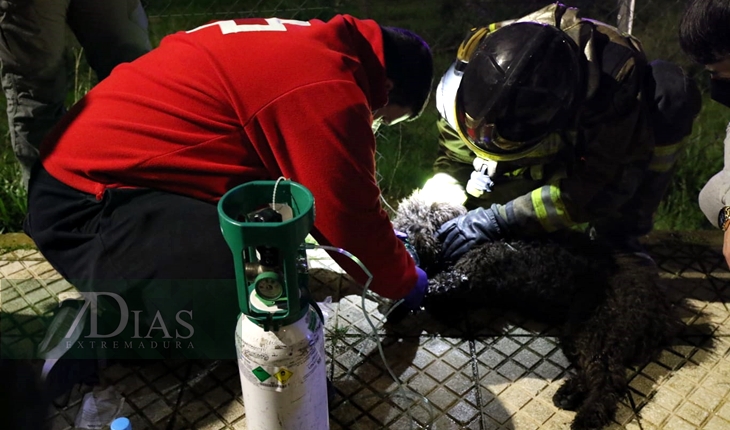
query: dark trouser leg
[
  {"left": 0, "top": 0, "right": 72, "bottom": 188},
  {"left": 67, "top": 0, "right": 151, "bottom": 80},
  {"left": 25, "top": 167, "right": 240, "bottom": 360}
]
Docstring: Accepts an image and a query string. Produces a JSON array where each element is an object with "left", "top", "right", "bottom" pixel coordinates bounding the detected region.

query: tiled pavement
[{"left": 2, "top": 231, "right": 730, "bottom": 429}]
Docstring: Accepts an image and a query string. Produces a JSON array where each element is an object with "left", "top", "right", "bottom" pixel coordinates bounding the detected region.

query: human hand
[
  {"left": 383, "top": 230, "right": 427, "bottom": 323},
  {"left": 400, "top": 267, "right": 428, "bottom": 311},
  {"left": 465, "top": 157, "right": 496, "bottom": 197},
  {"left": 437, "top": 205, "right": 506, "bottom": 263},
  {"left": 384, "top": 267, "right": 428, "bottom": 324},
  {"left": 465, "top": 168, "right": 494, "bottom": 197},
  {"left": 394, "top": 229, "right": 420, "bottom": 266}
]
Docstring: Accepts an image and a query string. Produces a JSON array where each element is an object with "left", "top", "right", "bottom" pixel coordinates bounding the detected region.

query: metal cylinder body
[{"left": 235, "top": 305, "right": 328, "bottom": 430}]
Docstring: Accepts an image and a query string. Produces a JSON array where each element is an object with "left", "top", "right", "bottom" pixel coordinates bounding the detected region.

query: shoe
[
  {"left": 611, "top": 236, "right": 657, "bottom": 267},
  {"left": 42, "top": 357, "right": 99, "bottom": 408},
  {"left": 38, "top": 298, "right": 99, "bottom": 407},
  {"left": 631, "top": 250, "right": 657, "bottom": 268},
  {"left": 588, "top": 228, "right": 656, "bottom": 267}
]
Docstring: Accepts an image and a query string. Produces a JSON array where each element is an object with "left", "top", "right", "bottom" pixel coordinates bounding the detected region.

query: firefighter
[{"left": 425, "top": 2, "right": 702, "bottom": 263}]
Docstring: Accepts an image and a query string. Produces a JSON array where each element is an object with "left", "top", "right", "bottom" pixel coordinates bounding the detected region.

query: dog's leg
[
  {"left": 571, "top": 352, "right": 626, "bottom": 430},
  {"left": 553, "top": 373, "right": 587, "bottom": 411},
  {"left": 553, "top": 338, "right": 588, "bottom": 411}
]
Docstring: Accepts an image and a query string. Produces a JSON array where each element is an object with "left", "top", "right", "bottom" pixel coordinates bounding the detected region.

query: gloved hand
[
  {"left": 400, "top": 267, "right": 428, "bottom": 311},
  {"left": 394, "top": 229, "right": 420, "bottom": 266},
  {"left": 437, "top": 204, "right": 507, "bottom": 263},
  {"left": 465, "top": 169, "right": 495, "bottom": 197},
  {"left": 394, "top": 229, "right": 426, "bottom": 309},
  {"left": 386, "top": 267, "right": 428, "bottom": 324},
  {"left": 466, "top": 157, "right": 496, "bottom": 197}
]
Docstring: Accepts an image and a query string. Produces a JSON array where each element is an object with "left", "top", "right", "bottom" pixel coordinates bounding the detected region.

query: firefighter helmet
[{"left": 456, "top": 22, "right": 584, "bottom": 161}]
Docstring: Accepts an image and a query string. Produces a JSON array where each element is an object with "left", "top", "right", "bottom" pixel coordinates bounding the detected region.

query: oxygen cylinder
[
  {"left": 235, "top": 297, "right": 328, "bottom": 429},
  {"left": 218, "top": 180, "right": 329, "bottom": 430}
]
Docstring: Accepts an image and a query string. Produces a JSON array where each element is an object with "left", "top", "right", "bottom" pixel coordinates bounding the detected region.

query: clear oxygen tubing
[{"left": 305, "top": 243, "right": 437, "bottom": 429}]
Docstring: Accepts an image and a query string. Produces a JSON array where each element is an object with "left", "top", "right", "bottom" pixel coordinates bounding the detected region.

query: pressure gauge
[{"left": 253, "top": 272, "right": 283, "bottom": 301}]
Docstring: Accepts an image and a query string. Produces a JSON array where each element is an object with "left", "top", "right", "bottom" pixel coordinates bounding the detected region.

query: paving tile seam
[{"left": 14, "top": 234, "right": 730, "bottom": 430}]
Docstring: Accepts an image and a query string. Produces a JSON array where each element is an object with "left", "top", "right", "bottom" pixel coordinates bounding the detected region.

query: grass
[
  {"left": 654, "top": 98, "right": 730, "bottom": 230},
  {"left": 0, "top": 144, "right": 26, "bottom": 234},
  {"left": 376, "top": 108, "right": 442, "bottom": 207},
  {"left": 0, "top": 0, "right": 728, "bottom": 233},
  {"left": 0, "top": 232, "right": 36, "bottom": 254}
]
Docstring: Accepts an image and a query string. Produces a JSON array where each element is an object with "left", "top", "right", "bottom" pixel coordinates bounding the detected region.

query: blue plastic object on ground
[{"left": 110, "top": 417, "right": 132, "bottom": 430}]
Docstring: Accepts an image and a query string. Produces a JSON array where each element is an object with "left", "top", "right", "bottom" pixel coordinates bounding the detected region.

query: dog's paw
[
  {"left": 553, "top": 383, "right": 585, "bottom": 411},
  {"left": 571, "top": 403, "right": 613, "bottom": 430}
]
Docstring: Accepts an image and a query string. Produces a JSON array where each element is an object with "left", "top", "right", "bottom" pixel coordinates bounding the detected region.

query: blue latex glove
[
  {"left": 400, "top": 267, "right": 428, "bottom": 311},
  {"left": 394, "top": 229, "right": 420, "bottom": 266},
  {"left": 437, "top": 204, "right": 507, "bottom": 263},
  {"left": 394, "top": 229, "right": 427, "bottom": 311}
]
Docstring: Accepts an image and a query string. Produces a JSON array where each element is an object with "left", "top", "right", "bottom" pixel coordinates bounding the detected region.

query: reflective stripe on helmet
[
  {"left": 437, "top": 62, "right": 498, "bottom": 160},
  {"left": 437, "top": 61, "right": 464, "bottom": 135}
]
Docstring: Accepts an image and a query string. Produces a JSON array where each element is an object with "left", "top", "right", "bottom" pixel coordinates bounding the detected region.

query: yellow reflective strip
[
  {"left": 526, "top": 134, "right": 563, "bottom": 158},
  {"left": 549, "top": 185, "right": 571, "bottom": 226},
  {"left": 531, "top": 188, "right": 552, "bottom": 231},
  {"left": 488, "top": 23, "right": 498, "bottom": 31},
  {"left": 648, "top": 160, "right": 674, "bottom": 173},
  {"left": 532, "top": 186, "right": 573, "bottom": 232},
  {"left": 504, "top": 167, "right": 527, "bottom": 178},
  {"left": 653, "top": 142, "right": 683, "bottom": 157},
  {"left": 648, "top": 142, "right": 684, "bottom": 172}
]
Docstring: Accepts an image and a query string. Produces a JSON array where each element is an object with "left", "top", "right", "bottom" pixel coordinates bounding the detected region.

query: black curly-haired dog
[{"left": 391, "top": 194, "right": 686, "bottom": 430}]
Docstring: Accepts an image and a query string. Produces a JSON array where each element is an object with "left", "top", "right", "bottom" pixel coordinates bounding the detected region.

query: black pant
[{"left": 25, "top": 166, "right": 240, "bottom": 359}]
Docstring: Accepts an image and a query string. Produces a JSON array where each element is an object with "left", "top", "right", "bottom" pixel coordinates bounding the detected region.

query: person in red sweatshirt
[{"left": 25, "top": 14, "right": 433, "bottom": 395}]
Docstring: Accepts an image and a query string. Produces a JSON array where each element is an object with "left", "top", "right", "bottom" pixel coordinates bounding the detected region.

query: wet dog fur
[{"left": 391, "top": 195, "right": 689, "bottom": 430}]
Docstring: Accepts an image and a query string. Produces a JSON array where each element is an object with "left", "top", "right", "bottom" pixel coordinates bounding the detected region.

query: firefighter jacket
[{"left": 434, "top": 2, "right": 666, "bottom": 236}]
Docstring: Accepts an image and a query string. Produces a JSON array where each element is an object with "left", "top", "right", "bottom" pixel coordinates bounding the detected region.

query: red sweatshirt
[{"left": 40, "top": 15, "right": 418, "bottom": 299}]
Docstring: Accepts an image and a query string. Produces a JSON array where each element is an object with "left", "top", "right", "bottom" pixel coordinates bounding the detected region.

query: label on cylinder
[{"left": 236, "top": 308, "right": 324, "bottom": 391}]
